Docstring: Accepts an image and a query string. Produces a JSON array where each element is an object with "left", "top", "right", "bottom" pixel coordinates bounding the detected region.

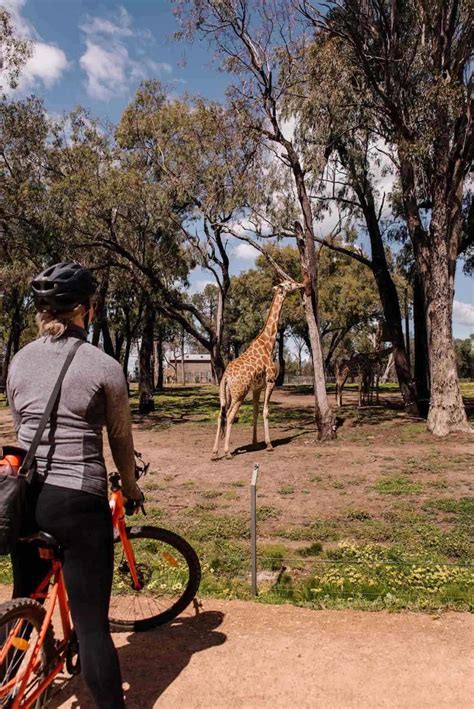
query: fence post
[{"left": 250, "top": 463, "right": 259, "bottom": 596}]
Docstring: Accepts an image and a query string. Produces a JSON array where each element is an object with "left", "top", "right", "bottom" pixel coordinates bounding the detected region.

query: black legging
[{"left": 11, "top": 482, "right": 124, "bottom": 709}]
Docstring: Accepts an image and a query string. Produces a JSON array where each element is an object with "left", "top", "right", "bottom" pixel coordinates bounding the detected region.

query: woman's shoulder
[{"left": 78, "top": 344, "right": 125, "bottom": 381}]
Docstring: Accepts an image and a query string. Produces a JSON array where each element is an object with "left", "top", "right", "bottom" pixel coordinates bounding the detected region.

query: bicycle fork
[{"left": 110, "top": 494, "right": 143, "bottom": 592}]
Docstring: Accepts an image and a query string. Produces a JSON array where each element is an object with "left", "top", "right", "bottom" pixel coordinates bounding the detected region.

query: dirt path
[{"left": 44, "top": 599, "right": 473, "bottom": 709}]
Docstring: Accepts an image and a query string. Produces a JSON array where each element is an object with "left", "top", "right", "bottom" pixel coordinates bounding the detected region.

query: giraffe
[
  {"left": 335, "top": 349, "right": 393, "bottom": 408},
  {"left": 212, "top": 280, "right": 304, "bottom": 460}
]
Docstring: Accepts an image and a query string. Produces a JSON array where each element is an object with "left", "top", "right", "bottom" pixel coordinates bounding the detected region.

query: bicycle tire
[
  {"left": 0, "top": 598, "right": 56, "bottom": 709},
  {"left": 110, "top": 525, "right": 201, "bottom": 632}
]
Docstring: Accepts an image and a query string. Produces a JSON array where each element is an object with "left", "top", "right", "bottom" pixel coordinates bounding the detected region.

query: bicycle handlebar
[{"left": 109, "top": 450, "right": 149, "bottom": 515}]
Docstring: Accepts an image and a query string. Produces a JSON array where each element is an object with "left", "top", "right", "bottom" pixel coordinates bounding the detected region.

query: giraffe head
[{"left": 273, "top": 280, "right": 305, "bottom": 296}]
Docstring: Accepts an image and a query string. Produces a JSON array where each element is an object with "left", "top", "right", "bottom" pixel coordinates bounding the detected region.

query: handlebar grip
[{"left": 124, "top": 492, "right": 146, "bottom": 516}]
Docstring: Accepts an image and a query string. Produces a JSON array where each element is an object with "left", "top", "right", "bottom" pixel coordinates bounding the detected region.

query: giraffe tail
[{"left": 219, "top": 375, "right": 230, "bottom": 438}]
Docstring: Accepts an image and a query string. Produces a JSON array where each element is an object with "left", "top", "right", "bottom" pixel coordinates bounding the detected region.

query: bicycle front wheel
[
  {"left": 0, "top": 598, "right": 56, "bottom": 709},
  {"left": 110, "top": 525, "right": 201, "bottom": 632}
]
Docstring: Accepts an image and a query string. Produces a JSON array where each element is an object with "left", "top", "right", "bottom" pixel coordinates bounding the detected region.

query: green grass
[
  {"left": 129, "top": 385, "right": 313, "bottom": 429},
  {"left": 374, "top": 476, "right": 423, "bottom": 495},
  {"left": 277, "top": 485, "right": 295, "bottom": 496},
  {"left": 424, "top": 497, "right": 474, "bottom": 523},
  {"left": 256, "top": 505, "right": 281, "bottom": 521}
]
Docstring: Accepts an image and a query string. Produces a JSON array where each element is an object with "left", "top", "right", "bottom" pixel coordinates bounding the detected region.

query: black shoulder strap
[{"left": 20, "top": 339, "right": 85, "bottom": 478}]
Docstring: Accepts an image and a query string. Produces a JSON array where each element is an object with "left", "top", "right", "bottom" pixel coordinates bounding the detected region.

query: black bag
[{"left": 0, "top": 340, "right": 84, "bottom": 555}]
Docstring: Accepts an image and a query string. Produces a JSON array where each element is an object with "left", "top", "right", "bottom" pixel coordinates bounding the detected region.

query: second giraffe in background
[
  {"left": 335, "top": 348, "right": 393, "bottom": 407},
  {"left": 212, "top": 280, "right": 304, "bottom": 460}
]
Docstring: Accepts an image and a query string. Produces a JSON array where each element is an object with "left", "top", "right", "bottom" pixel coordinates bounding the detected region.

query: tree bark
[
  {"left": 294, "top": 219, "right": 336, "bottom": 440},
  {"left": 100, "top": 316, "right": 115, "bottom": 358},
  {"left": 138, "top": 302, "right": 155, "bottom": 414},
  {"left": 180, "top": 327, "right": 186, "bottom": 385},
  {"left": 338, "top": 143, "right": 419, "bottom": 413},
  {"left": 400, "top": 154, "right": 469, "bottom": 434},
  {"left": 114, "top": 331, "right": 124, "bottom": 361},
  {"left": 0, "top": 291, "right": 23, "bottom": 390},
  {"left": 155, "top": 329, "right": 164, "bottom": 391},
  {"left": 413, "top": 273, "right": 430, "bottom": 419},
  {"left": 423, "top": 215, "right": 469, "bottom": 434}
]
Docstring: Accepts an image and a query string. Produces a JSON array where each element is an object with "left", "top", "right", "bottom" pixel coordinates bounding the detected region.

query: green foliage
[{"left": 454, "top": 339, "right": 474, "bottom": 379}]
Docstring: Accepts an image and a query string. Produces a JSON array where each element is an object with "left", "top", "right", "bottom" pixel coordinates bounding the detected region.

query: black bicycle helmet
[{"left": 31, "top": 262, "right": 97, "bottom": 313}]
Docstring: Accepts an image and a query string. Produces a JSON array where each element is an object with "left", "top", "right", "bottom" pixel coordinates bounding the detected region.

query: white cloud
[
  {"left": 79, "top": 7, "right": 133, "bottom": 37},
  {"left": 234, "top": 242, "right": 259, "bottom": 260},
  {"left": 80, "top": 41, "right": 128, "bottom": 101},
  {"left": 453, "top": 300, "right": 474, "bottom": 326},
  {"left": 79, "top": 7, "right": 172, "bottom": 101},
  {"left": 21, "top": 42, "right": 68, "bottom": 90},
  {"left": 3, "top": 0, "right": 69, "bottom": 92}
]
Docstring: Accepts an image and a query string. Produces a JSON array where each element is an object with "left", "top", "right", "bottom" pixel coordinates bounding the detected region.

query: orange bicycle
[{"left": 0, "top": 454, "right": 201, "bottom": 707}]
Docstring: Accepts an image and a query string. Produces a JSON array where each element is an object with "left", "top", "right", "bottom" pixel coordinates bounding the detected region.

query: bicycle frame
[
  {"left": 110, "top": 487, "right": 143, "bottom": 592},
  {"left": 0, "top": 551, "right": 73, "bottom": 709},
  {"left": 1, "top": 481, "right": 143, "bottom": 707}
]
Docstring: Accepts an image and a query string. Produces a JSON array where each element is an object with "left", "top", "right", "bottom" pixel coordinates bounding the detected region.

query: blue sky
[{"left": 5, "top": 0, "right": 473, "bottom": 339}]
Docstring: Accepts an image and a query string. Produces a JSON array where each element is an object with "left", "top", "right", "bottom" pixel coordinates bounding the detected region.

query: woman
[{"left": 6, "top": 262, "right": 143, "bottom": 708}]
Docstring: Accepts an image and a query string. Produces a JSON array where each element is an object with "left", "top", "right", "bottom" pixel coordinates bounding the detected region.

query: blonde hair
[{"left": 36, "top": 305, "right": 83, "bottom": 339}]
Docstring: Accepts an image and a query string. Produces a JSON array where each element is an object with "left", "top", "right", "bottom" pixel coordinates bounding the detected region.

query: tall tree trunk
[
  {"left": 276, "top": 326, "right": 286, "bottom": 386},
  {"left": 122, "top": 308, "right": 132, "bottom": 393},
  {"left": 114, "top": 331, "right": 124, "bottom": 361},
  {"left": 400, "top": 155, "right": 469, "bottom": 434},
  {"left": 211, "top": 342, "right": 225, "bottom": 384},
  {"left": 138, "top": 302, "right": 155, "bottom": 414},
  {"left": 92, "top": 276, "right": 108, "bottom": 347},
  {"left": 293, "top": 209, "right": 335, "bottom": 439},
  {"left": 421, "top": 209, "right": 469, "bottom": 434},
  {"left": 155, "top": 329, "right": 164, "bottom": 391},
  {"left": 339, "top": 144, "right": 419, "bottom": 413},
  {"left": 180, "top": 327, "right": 186, "bottom": 385},
  {"left": 1, "top": 293, "right": 22, "bottom": 389},
  {"left": 413, "top": 273, "right": 430, "bottom": 419},
  {"left": 101, "top": 316, "right": 115, "bottom": 358}
]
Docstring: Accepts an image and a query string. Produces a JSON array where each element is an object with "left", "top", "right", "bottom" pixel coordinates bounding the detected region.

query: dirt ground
[
  {"left": 30, "top": 600, "right": 474, "bottom": 708},
  {"left": 1, "top": 386, "right": 473, "bottom": 707},
  {"left": 0, "top": 587, "right": 472, "bottom": 708}
]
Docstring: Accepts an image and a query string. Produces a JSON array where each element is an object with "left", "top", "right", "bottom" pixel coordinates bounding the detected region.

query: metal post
[{"left": 250, "top": 463, "right": 259, "bottom": 596}]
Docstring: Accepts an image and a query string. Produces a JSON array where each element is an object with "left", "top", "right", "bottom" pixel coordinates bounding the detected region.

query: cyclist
[{"left": 6, "top": 262, "right": 143, "bottom": 708}]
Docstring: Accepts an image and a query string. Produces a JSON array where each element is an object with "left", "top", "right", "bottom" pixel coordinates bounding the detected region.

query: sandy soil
[{"left": 45, "top": 600, "right": 474, "bottom": 708}]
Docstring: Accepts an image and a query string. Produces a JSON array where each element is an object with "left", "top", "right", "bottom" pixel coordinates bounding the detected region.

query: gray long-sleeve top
[{"left": 6, "top": 326, "right": 141, "bottom": 500}]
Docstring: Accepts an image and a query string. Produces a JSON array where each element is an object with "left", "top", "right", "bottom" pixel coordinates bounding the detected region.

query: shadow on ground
[{"left": 49, "top": 610, "right": 226, "bottom": 709}]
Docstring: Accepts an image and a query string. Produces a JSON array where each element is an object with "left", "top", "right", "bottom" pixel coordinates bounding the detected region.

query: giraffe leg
[
  {"left": 252, "top": 389, "right": 261, "bottom": 445},
  {"left": 224, "top": 402, "right": 241, "bottom": 459},
  {"left": 263, "top": 381, "right": 275, "bottom": 451}
]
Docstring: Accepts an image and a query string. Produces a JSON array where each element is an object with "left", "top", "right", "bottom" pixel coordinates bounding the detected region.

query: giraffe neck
[{"left": 258, "top": 290, "right": 286, "bottom": 352}]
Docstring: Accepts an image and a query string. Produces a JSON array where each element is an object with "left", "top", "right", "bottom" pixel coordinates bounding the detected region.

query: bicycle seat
[{"left": 21, "top": 531, "right": 60, "bottom": 548}]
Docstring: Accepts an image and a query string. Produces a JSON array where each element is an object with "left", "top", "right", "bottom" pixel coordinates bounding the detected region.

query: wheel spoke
[{"left": 110, "top": 527, "right": 200, "bottom": 630}]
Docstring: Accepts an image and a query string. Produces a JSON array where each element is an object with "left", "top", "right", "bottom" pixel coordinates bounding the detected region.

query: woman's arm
[
  {"left": 6, "top": 369, "right": 21, "bottom": 435},
  {"left": 104, "top": 360, "right": 142, "bottom": 501}
]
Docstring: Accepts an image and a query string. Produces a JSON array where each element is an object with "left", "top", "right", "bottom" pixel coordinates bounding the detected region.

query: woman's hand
[{"left": 123, "top": 489, "right": 144, "bottom": 516}]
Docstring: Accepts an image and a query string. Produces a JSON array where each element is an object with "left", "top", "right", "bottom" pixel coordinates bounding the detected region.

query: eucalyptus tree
[
  {"left": 0, "top": 97, "right": 53, "bottom": 386},
  {"left": 302, "top": 0, "right": 473, "bottom": 434},
  {"left": 174, "top": 0, "right": 336, "bottom": 439},
  {"left": 117, "top": 81, "right": 263, "bottom": 381},
  {"left": 0, "top": 7, "right": 31, "bottom": 96},
  {"left": 284, "top": 33, "right": 419, "bottom": 411}
]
